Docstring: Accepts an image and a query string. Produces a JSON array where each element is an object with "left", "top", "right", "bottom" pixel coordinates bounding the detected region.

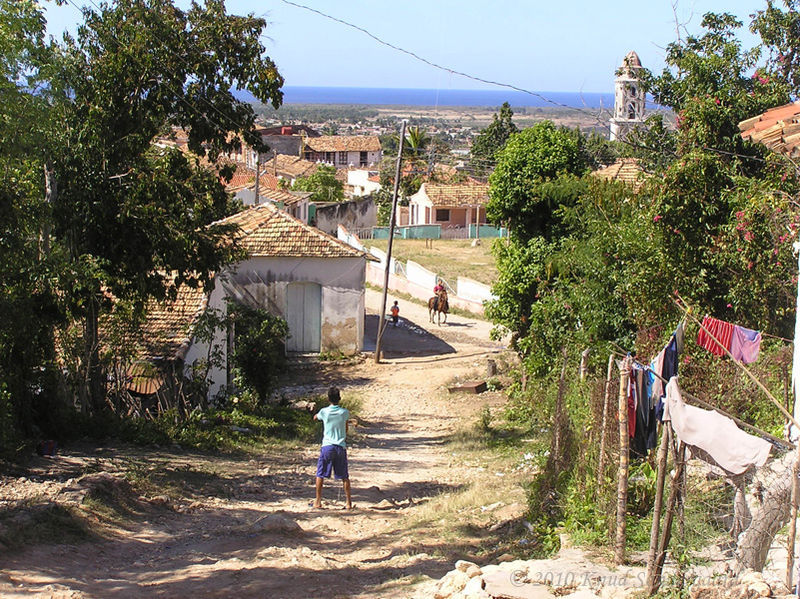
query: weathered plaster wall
[
  {"left": 183, "top": 276, "right": 229, "bottom": 400},
  {"left": 226, "top": 256, "right": 366, "bottom": 353},
  {"left": 314, "top": 198, "right": 376, "bottom": 236},
  {"left": 185, "top": 256, "right": 366, "bottom": 398}
]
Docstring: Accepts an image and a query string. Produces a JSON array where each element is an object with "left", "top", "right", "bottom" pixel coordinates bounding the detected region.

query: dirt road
[{"left": 0, "top": 293, "right": 514, "bottom": 598}]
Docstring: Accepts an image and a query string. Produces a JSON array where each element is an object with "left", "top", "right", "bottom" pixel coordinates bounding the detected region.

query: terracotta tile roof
[
  {"left": 224, "top": 163, "right": 257, "bottom": 191},
  {"left": 255, "top": 124, "right": 320, "bottom": 137},
  {"left": 216, "top": 203, "right": 368, "bottom": 259},
  {"left": 125, "top": 361, "right": 165, "bottom": 395},
  {"left": 305, "top": 135, "right": 382, "bottom": 153},
  {"left": 268, "top": 154, "right": 319, "bottom": 178},
  {"left": 138, "top": 284, "right": 209, "bottom": 361},
  {"left": 256, "top": 172, "right": 281, "bottom": 191},
  {"left": 739, "top": 101, "right": 800, "bottom": 157},
  {"left": 591, "top": 158, "right": 647, "bottom": 191},
  {"left": 419, "top": 182, "right": 490, "bottom": 207},
  {"left": 259, "top": 189, "right": 311, "bottom": 205}
]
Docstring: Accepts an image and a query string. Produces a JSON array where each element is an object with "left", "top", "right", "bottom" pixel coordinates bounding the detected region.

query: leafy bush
[{"left": 230, "top": 304, "right": 288, "bottom": 402}]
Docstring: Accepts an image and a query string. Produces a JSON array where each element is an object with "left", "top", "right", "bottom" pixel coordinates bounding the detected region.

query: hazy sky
[{"left": 44, "top": 0, "right": 766, "bottom": 93}]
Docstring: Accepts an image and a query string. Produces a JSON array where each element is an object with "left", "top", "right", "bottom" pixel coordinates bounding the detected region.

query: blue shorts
[{"left": 316, "top": 445, "right": 348, "bottom": 480}]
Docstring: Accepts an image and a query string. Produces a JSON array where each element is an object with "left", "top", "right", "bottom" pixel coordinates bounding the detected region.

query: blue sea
[{"left": 238, "top": 86, "right": 615, "bottom": 109}]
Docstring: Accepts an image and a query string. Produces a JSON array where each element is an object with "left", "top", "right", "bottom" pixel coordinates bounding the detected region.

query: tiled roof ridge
[
  {"left": 214, "top": 203, "right": 368, "bottom": 259},
  {"left": 265, "top": 204, "right": 369, "bottom": 257}
]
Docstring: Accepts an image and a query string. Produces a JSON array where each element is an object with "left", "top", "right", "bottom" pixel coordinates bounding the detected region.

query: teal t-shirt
[{"left": 316, "top": 405, "right": 350, "bottom": 448}]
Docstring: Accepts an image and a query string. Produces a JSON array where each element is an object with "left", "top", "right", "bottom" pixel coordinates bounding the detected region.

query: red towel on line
[{"left": 696, "top": 315, "right": 734, "bottom": 357}]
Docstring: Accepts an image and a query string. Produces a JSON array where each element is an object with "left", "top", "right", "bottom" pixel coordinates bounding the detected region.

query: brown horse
[{"left": 428, "top": 289, "right": 449, "bottom": 325}]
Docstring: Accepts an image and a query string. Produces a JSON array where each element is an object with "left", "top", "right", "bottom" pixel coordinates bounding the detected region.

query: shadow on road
[{"left": 363, "top": 314, "right": 456, "bottom": 358}]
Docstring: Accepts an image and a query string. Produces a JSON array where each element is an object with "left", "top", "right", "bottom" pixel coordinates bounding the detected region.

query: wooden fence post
[
  {"left": 646, "top": 425, "right": 671, "bottom": 594},
  {"left": 651, "top": 439, "right": 687, "bottom": 591},
  {"left": 615, "top": 356, "right": 632, "bottom": 565},
  {"left": 786, "top": 443, "right": 800, "bottom": 590},
  {"left": 596, "top": 354, "right": 615, "bottom": 496}
]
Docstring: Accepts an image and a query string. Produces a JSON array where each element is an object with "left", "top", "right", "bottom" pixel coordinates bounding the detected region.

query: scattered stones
[
  {"left": 466, "top": 565, "right": 482, "bottom": 579},
  {"left": 456, "top": 560, "right": 478, "bottom": 572},
  {"left": 435, "top": 569, "right": 471, "bottom": 599},
  {"left": 250, "top": 513, "right": 303, "bottom": 536}
]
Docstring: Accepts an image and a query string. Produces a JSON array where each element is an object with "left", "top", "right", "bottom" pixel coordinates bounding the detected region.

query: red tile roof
[
  {"left": 216, "top": 203, "right": 368, "bottom": 259},
  {"left": 419, "top": 182, "right": 490, "bottom": 207},
  {"left": 305, "top": 135, "right": 382, "bottom": 152},
  {"left": 739, "top": 101, "right": 800, "bottom": 157},
  {"left": 135, "top": 283, "right": 208, "bottom": 361},
  {"left": 591, "top": 158, "right": 647, "bottom": 190},
  {"left": 224, "top": 163, "right": 257, "bottom": 191},
  {"left": 258, "top": 189, "right": 311, "bottom": 205},
  {"left": 267, "top": 154, "right": 319, "bottom": 178}
]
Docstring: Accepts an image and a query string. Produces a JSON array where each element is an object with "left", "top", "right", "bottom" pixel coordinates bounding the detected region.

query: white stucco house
[
  {"left": 130, "top": 202, "right": 372, "bottom": 399},
  {"left": 408, "top": 182, "right": 490, "bottom": 228},
  {"left": 346, "top": 168, "right": 382, "bottom": 197}
]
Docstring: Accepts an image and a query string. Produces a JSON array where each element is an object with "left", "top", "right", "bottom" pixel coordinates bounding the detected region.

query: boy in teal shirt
[{"left": 313, "top": 387, "right": 352, "bottom": 509}]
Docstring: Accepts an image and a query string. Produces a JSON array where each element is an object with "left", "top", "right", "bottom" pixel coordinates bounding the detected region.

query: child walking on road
[
  {"left": 313, "top": 387, "right": 353, "bottom": 509},
  {"left": 390, "top": 301, "right": 400, "bottom": 326}
]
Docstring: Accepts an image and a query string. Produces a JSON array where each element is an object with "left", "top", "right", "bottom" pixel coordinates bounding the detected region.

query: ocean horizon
[{"left": 238, "top": 86, "right": 616, "bottom": 109}]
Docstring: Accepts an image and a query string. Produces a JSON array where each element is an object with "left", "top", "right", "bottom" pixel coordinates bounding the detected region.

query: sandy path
[{"left": 0, "top": 295, "right": 507, "bottom": 598}]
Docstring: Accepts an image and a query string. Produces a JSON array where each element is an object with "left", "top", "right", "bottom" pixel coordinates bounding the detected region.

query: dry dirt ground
[{"left": 0, "top": 290, "right": 527, "bottom": 598}]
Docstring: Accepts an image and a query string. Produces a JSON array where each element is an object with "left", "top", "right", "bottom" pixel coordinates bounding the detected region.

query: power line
[
  {"left": 277, "top": 0, "right": 775, "bottom": 167},
  {"left": 278, "top": 0, "right": 595, "bottom": 115}
]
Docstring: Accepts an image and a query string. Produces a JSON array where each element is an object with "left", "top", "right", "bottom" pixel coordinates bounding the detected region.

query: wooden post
[
  {"left": 254, "top": 152, "right": 261, "bottom": 205},
  {"left": 596, "top": 354, "right": 615, "bottom": 495},
  {"left": 615, "top": 356, "right": 632, "bottom": 565},
  {"left": 553, "top": 347, "right": 569, "bottom": 461},
  {"left": 651, "top": 439, "right": 687, "bottom": 592},
  {"left": 645, "top": 425, "right": 671, "bottom": 593},
  {"left": 374, "top": 119, "right": 407, "bottom": 364},
  {"left": 676, "top": 442, "right": 687, "bottom": 591},
  {"left": 786, "top": 443, "right": 800, "bottom": 590}
]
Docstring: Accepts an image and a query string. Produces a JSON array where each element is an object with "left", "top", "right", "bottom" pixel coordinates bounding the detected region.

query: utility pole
[
  {"left": 254, "top": 151, "right": 261, "bottom": 205},
  {"left": 375, "top": 119, "right": 407, "bottom": 364}
]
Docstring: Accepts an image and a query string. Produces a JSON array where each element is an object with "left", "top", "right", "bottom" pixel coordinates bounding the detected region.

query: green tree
[
  {"left": 49, "top": 0, "right": 284, "bottom": 413},
  {"left": 640, "top": 12, "right": 794, "bottom": 323},
  {"left": 469, "top": 102, "right": 518, "bottom": 176},
  {"left": 292, "top": 165, "right": 345, "bottom": 203},
  {"left": 487, "top": 122, "right": 589, "bottom": 241},
  {"left": 0, "top": 0, "right": 66, "bottom": 438}
]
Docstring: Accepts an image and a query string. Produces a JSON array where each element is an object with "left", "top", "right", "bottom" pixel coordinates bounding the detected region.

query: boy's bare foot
[
  {"left": 346, "top": 503, "right": 354, "bottom": 510},
  {"left": 312, "top": 502, "right": 322, "bottom": 509}
]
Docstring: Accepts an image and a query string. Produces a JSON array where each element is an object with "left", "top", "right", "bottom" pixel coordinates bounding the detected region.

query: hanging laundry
[
  {"left": 663, "top": 377, "right": 771, "bottom": 475},
  {"left": 649, "top": 349, "right": 666, "bottom": 402},
  {"left": 650, "top": 336, "right": 679, "bottom": 403},
  {"left": 627, "top": 375, "right": 636, "bottom": 439},
  {"left": 730, "top": 325, "right": 762, "bottom": 364},
  {"left": 696, "top": 315, "right": 735, "bottom": 357},
  {"left": 661, "top": 337, "right": 678, "bottom": 393},
  {"left": 631, "top": 365, "right": 657, "bottom": 457}
]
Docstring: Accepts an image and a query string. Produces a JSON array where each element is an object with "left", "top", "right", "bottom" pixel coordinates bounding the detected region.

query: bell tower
[{"left": 610, "top": 51, "right": 645, "bottom": 141}]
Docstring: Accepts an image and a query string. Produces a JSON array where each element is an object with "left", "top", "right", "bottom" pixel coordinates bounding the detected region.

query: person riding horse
[{"left": 433, "top": 280, "right": 445, "bottom": 311}]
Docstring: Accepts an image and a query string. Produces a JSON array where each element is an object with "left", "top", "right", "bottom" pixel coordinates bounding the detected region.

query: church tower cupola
[{"left": 610, "top": 51, "right": 646, "bottom": 141}]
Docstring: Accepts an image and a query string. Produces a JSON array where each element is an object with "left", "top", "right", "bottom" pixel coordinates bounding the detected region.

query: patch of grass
[
  {"left": 114, "top": 400, "right": 324, "bottom": 452},
  {"left": 368, "top": 238, "right": 497, "bottom": 286},
  {"left": 0, "top": 503, "right": 91, "bottom": 550}
]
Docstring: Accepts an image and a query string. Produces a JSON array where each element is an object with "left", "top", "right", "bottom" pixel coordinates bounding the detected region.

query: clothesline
[{"left": 608, "top": 348, "right": 794, "bottom": 450}]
